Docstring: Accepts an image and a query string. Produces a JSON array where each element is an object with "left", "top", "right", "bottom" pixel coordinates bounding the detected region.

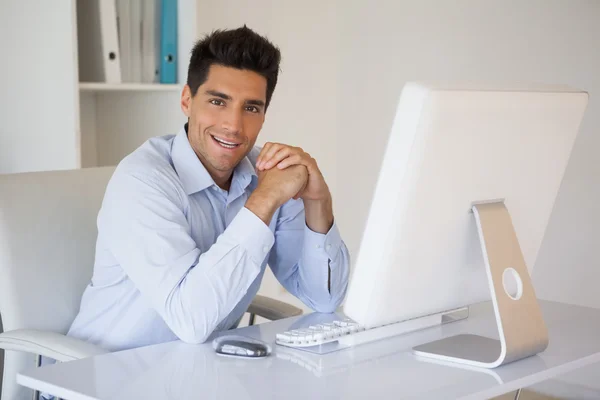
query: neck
[
  {"left": 198, "top": 157, "right": 233, "bottom": 191},
  {"left": 212, "top": 172, "right": 233, "bottom": 191}
]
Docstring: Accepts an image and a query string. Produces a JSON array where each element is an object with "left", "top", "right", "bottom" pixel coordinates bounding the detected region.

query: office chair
[{"left": 0, "top": 167, "right": 302, "bottom": 400}]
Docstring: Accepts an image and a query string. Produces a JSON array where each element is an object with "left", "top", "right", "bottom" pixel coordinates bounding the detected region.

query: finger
[
  {"left": 263, "top": 147, "right": 295, "bottom": 170},
  {"left": 276, "top": 153, "right": 305, "bottom": 169},
  {"left": 281, "top": 153, "right": 318, "bottom": 174},
  {"left": 258, "top": 143, "right": 285, "bottom": 169},
  {"left": 257, "top": 142, "right": 281, "bottom": 167},
  {"left": 256, "top": 142, "right": 275, "bottom": 167}
]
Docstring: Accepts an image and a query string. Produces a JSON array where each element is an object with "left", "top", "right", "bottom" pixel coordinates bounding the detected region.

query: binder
[
  {"left": 123, "top": 0, "right": 141, "bottom": 83},
  {"left": 76, "top": 0, "right": 121, "bottom": 83},
  {"left": 116, "top": 0, "right": 131, "bottom": 82},
  {"left": 98, "top": 0, "right": 122, "bottom": 83},
  {"left": 160, "top": 0, "right": 178, "bottom": 84},
  {"left": 141, "top": 0, "right": 160, "bottom": 83}
]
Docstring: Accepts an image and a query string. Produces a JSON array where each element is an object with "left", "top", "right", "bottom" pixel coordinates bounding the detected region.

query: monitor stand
[{"left": 412, "top": 201, "right": 549, "bottom": 368}]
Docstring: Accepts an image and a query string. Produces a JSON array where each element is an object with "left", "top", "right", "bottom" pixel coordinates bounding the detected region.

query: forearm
[
  {"left": 303, "top": 196, "right": 334, "bottom": 234},
  {"left": 166, "top": 242, "right": 261, "bottom": 343},
  {"left": 166, "top": 246, "right": 261, "bottom": 343},
  {"left": 270, "top": 199, "right": 350, "bottom": 313},
  {"left": 289, "top": 230, "right": 350, "bottom": 313},
  {"left": 139, "top": 208, "right": 274, "bottom": 344}
]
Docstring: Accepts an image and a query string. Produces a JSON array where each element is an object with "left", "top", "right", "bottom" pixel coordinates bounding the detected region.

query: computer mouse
[{"left": 212, "top": 335, "right": 271, "bottom": 358}]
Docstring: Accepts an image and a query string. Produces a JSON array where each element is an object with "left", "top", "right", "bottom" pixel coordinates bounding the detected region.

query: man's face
[{"left": 181, "top": 64, "right": 267, "bottom": 183}]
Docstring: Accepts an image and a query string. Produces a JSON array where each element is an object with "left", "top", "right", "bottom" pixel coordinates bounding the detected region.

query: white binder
[
  {"left": 116, "top": 0, "right": 131, "bottom": 82},
  {"left": 98, "top": 0, "right": 121, "bottom": 83},
  {"left": 76, "top": 0, "right": 121, "bottom": 83}
]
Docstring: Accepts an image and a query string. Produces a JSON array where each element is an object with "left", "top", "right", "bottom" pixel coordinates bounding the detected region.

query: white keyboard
[
  {"left": 275, "top": 319, "right": 365, "bottom": 348},
  {"left": 274, "top": 310, "right": 460, "bottom": 349}
]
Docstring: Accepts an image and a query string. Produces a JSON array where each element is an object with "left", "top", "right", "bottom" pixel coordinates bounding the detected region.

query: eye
[
  {"left": 209, "top": 99, "right": 225, "bottom": 106},
  {"left": 245, "top": 105, "right": 260, "bottom": 113}
]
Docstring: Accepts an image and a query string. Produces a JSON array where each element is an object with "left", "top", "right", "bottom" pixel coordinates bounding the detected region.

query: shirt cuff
[
  {"left": 227, "top": 207, "right": 275, "bottom": 264},
  {"left": 303, "top": 220, "right": 343, "bottom": 262}
]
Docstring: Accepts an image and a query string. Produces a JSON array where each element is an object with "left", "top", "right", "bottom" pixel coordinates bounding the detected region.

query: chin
[{"left": 210, "top": 155, "right": 241, "bottom": 172}]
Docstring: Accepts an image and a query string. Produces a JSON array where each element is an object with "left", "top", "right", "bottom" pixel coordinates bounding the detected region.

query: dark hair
[{"left": 187, "top": 26, "right": 281, "bottom": 109}]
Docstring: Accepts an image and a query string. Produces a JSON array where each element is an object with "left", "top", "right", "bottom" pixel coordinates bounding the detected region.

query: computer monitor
[{"left": 342, "top": 82, "right": 588, "bottom": 367}]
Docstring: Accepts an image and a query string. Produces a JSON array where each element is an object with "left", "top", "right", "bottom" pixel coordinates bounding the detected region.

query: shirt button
[
  {"left": 316, "top": 244, "right": 321, "bottom": 249},
  {"left": 326, "top": 244, "right": 332, "bottom": 250},
  {"left": 212, "top": 186, "right": 218, "bottom": 191}
]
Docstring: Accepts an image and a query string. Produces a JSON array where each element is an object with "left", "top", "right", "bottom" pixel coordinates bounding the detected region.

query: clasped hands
[
  {"left": 253, "top": 142, "right": 331, "bottom": 206},
  {"left": 245, "top": 142, "right": 334, "bottom": 233}
]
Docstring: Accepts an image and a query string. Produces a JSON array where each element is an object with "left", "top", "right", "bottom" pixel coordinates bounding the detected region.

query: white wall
[
  {"left": 0, "top": 0, "right": 80, "bottom": 174},
  {"left": 197, "top": 0, "right": 600, "bottom": 310}
]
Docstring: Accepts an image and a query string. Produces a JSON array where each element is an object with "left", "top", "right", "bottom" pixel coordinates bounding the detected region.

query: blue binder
[{"left": 160, "top": 0, "right": 177, "bottom": 83}]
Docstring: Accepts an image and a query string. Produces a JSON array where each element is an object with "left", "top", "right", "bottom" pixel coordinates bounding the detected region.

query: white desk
[{"left": 17, "top": 300, "right": 600, "bottom": 400}]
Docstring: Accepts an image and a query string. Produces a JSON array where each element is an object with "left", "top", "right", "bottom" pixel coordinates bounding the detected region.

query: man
[{"left": 67, "top": 26, "right": 350, "bottom": 351}]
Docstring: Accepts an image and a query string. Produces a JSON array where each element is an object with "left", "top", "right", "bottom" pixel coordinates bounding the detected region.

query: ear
[{"left": 181, "top": 85, "right": 193, "bottom": 118}]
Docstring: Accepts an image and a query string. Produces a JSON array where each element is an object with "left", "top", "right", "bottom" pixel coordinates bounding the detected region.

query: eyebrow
[
  {"left": 205, "top": 90, "right": 265, "bottom": 107},
  {"left": 246, "top": 99, "right": 266, "bottom": 107}
]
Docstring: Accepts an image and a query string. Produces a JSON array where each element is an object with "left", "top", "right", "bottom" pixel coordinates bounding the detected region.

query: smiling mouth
[{"left": 211, "top": 135, "right": 241, "bottom": 149}]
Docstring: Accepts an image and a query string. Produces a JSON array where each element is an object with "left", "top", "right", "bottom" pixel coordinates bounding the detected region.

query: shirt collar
[
  {"left": 171, "top": 124, "right": 257, "bottom": 195},
  {"left": 232, "top": 154, "right": 258, "bottom": 195}
]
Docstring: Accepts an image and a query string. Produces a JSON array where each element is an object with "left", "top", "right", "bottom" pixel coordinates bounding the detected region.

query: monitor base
[{"left": 413, "top": 201, "right": 549, "bottom": 368}]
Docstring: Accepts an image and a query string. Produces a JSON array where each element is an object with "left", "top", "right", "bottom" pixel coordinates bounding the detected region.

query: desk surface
[{"left": 17, "top": 300, "right": 600, "bottom": 400}]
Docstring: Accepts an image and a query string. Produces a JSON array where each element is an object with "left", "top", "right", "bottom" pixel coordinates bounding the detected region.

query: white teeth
[{"left": 213, "top": 136, "right": 239, "bottom": 147}]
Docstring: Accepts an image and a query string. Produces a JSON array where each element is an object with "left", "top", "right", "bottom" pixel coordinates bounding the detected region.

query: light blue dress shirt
[{"left": 67, "top": 126, "right": 350, "bottom": 351}]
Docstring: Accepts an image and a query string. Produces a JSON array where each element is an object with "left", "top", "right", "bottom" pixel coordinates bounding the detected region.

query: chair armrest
[
  {"left": 0, "top": 329, "right": 108, "bottom": 362},
  {"left": 248, "top": 295, "right": 303, "bottom": 321}
]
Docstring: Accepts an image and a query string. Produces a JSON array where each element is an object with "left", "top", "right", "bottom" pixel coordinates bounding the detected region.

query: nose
[{"left": 221, "top": 107, "right": 243, "bottom": 135}]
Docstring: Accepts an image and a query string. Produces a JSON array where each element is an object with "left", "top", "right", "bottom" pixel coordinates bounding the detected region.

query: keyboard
[
  {"left": 274, "top": 309, "right": 463, "bottom": 349},
  {"left": 275, "top": 318, "right": 365, "bottom": 348}
]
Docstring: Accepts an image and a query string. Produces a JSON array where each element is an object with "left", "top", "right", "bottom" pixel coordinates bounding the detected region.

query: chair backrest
[{"left": 0, "top": 167, "right": 115, "bottom": 399}]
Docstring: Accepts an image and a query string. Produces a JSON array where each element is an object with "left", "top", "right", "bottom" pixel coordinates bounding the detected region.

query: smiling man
[{"left": 66, "top": 26, "right": 350, "bottom": 350}]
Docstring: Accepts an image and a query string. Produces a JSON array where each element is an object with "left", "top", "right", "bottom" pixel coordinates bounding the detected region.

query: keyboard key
[
  {"left": 322, "top": 323, "right": 334, "bottom": 331},
  {"left": 334, "top": 320, "right": 350, "bottom": 327},
  {"left": 274, "top": 319, "right": 367, "bottom": 348},
  {"left": 276, "top": 333, "right": 291, "bottom": 342}
]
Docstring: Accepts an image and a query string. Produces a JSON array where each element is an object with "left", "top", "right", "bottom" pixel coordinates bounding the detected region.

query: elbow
[
  {"left": 174, "top": 326, "right": 212, "bottom": 345},
  {"left": 162, "top": 284, "right": 219, "bottom": 345},
  {"left": 312, "top": 294, "right": 344, "bottom": 314},
  {"left": 313, "top": 303, "right": 338, "bottom": 314},
  {"left": 307, "top": 280, "right": 349, "bottom": 314},
  {"left": 178, "top": 333, "right": 210, "bottom": 345},
  {"left": 313, "top": 284, "right": 348, "bottom": 314},
  {"left": 163, "top": 299, "right": 215, "bottom": 344}
]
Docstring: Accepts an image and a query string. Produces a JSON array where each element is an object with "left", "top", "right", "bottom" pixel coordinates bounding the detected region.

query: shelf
[{"left": 79, "top": 82, "right": 182, "bottom": 92}]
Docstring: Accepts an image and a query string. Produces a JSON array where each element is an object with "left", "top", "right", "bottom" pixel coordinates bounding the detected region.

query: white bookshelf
[
  {"left": 1, "top": 0, "right": 196, "bottom": 175},
  {"left": 75, "top": 0, "right": 196, "bottom": 168}
]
